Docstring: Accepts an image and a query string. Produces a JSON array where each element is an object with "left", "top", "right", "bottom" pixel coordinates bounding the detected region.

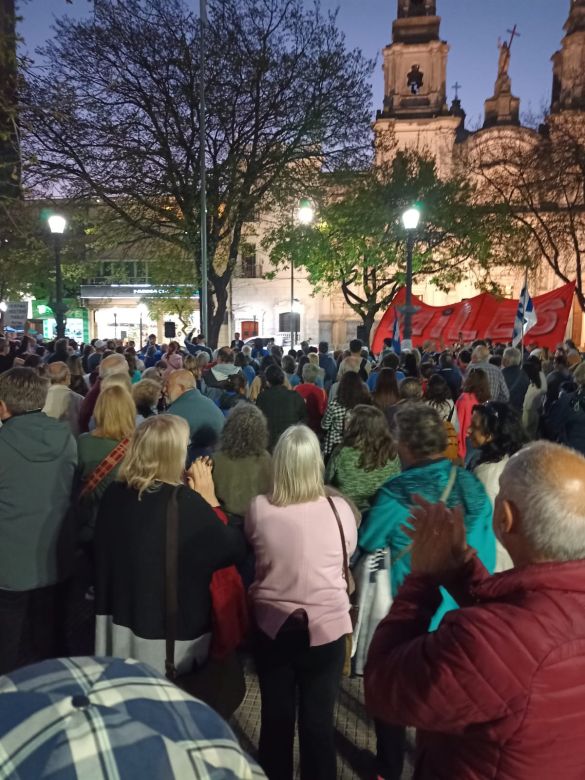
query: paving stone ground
[{"left": 231, "top": 666, "right": 415, "bottom": 779}]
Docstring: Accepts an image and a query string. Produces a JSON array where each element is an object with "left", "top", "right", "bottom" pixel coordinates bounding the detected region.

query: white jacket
[{"left": 42, "top": 384, "right": 84, "bottom": 438}]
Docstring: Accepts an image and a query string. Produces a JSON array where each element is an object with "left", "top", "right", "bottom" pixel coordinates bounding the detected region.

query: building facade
[{"left": 23, "top": 0, "right": 584, "bottom": 349}]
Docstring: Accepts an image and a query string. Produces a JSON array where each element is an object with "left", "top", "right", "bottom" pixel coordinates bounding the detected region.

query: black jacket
[
  {"left": 502, "top": 365, "right": 530, "bottom": 412},
  {"left": 95, "top": 482, "right": 246, "bottom": 641},
  {"left": 546, "top": 391, "right": 585, "bottom": 456},
  {"left": 256, "top": 385, "right": 308, "bottom": 450}
]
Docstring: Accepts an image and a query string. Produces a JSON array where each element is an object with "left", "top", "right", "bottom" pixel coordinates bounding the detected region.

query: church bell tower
[
  {"left": 381, "top": 0, "right": 448, "bottom": 119},
  {"left": 551, "top": 0, "right": 585, "bottom": 112},
  {"left": 375, "top": 0, "right": 461, "bottom": 175}
]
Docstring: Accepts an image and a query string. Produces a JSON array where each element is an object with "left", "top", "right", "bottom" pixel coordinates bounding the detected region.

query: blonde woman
[
  {"left": 94, "top": 415, "right": 246, "bottom": 679},
  {"left": 77, "top": 384, "right": 136, "bottom": 542},
  {"left": 245, "top": 425, "right": 357, "bottom": 780}
]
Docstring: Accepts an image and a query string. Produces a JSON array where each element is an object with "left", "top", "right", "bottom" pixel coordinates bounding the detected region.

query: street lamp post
[
  {"left": 199, "top": 0, "right": 209, "bottom": 341},
  {"left": 401, "top": 206, "right": 421, "bottom": 348},
  {"left": 48, "top": 215, "right": 67, "bottom": 339},
  {"left": 292, "top": 198, "right": 315, "bottom": 348}
]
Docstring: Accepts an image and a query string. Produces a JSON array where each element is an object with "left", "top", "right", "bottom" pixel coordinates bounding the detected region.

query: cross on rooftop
[
  {"left": 452, "top": 82, "right": 462, "bottom": 100},
  {"left": 507, "top": 24, "right": 521, "bottom": 49}
]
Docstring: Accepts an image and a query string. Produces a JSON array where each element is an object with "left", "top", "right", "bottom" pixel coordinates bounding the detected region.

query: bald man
[
  {"left": 165, "top": 369, "right": 224, "bottom": 457},
  {"left": 366, "top": 441, "right": 585, "bottom": 779},
  {"left": 79, "top": 353, "right": 129, "bottom": 433},
  {"left": 42, "top": 361, "right": 84, "bottom": 437}
]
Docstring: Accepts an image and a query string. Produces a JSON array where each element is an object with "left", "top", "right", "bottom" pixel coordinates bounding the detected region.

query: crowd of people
[{"left": 1, "top": 326, "right": 585, "bottom": 779}]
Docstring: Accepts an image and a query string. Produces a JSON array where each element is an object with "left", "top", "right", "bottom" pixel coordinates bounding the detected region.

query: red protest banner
[{"left": 371, "top": 282, "right": 576, "bottom": 353}]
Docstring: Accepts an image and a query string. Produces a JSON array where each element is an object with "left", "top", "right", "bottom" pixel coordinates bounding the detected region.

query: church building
[{"left": 369, "top": 0, "right": 585, "bottom": 344}]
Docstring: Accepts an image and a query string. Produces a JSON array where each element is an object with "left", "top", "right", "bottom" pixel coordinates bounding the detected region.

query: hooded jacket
[
  {"left": 0, "top": 412, "right": 77, "bottom": 590},
  {"left": 202, "top": 363, "right": 242, "bottom": 401}
]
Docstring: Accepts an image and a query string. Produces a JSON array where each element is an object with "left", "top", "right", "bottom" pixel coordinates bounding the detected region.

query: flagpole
[{"left": 520, "top": 266, "right": 528, "bottom": 358}]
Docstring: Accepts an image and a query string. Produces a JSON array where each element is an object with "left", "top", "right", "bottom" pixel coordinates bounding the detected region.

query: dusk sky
[{"left": 19, "top": 0, "right": 571, "bottom": 129}]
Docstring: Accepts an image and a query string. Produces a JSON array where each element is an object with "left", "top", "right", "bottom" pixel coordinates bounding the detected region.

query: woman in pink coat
[{"left": 245, "top": 424, "right": 357, "bottom": 780}]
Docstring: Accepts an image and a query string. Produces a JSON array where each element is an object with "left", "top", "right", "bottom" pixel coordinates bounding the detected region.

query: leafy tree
[
  {"left": 265, "top": 150, "right": 525, "bottom": 344},
  {"left": 468, "top": 114, "right": 585, "bottom": 310},
  {"left": 0, "top": 0, "right": 20, "bottom": 199},
  {"left": 21, "top": 0, "right": 374, "bottom": 346},
  {"left": 0, "top": 198, "right": 97, "bottom": 330}
]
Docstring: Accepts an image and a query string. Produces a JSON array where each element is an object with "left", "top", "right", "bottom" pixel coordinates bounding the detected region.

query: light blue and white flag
[
  {"left": 512, "top": 285, "right": 538, "bottom": 347},
  {"left": 391, "top": 310, "right": 401, "bottom": 354}
]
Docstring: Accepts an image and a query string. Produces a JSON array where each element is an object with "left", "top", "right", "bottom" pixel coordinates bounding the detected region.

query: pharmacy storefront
[
  {"left": 31, "top": 300, "right": 90, "bottom": 343},
  {"left": 80, "top": 284, "right": 199, "bottom": 343}
]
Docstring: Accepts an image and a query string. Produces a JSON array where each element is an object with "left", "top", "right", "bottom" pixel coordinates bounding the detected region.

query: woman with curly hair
[
  {"left": 325, "top": 404, "right": 400, "bottom": 511},
  {"left": 212, "top": 403, "right": 272, "bottom": 518}
]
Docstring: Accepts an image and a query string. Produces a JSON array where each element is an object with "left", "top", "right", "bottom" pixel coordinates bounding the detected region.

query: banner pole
[{"left": 521, "top": 265, "right": 528, "bottom": 358}]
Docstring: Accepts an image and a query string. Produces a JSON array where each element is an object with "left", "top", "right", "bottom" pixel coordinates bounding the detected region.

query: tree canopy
[
  {"left": 266, "top": 150, "right": 526, "bottom": 343},
  {"left": 21, "top": 0, "right": 374, "bottom": 345},
  {"left": 468, "top": 115, "right": 585, "bottom": 310}
]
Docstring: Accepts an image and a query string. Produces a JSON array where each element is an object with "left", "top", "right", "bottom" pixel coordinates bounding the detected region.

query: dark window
[
  {"left": 279, "top": 312, "right": 300, "bottom": 333},
  {"left": 242, "top": 244, "right": 260, "bottom": 279}
]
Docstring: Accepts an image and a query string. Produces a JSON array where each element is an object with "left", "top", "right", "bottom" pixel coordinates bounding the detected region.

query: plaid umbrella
[{"left": 0, "top": 656, "right": 264, "bottom": 780}]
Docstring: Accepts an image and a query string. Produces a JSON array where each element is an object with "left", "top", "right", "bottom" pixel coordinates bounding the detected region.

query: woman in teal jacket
[
  {"left": 359, "top": 403, "right": 496, "bottom": 630},
  {"left": 359, "top": 402, "right": 496, "bottom": 780}
]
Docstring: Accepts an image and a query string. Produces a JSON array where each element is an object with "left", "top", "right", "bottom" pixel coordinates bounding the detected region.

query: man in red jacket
[{"left": 365, "top": 441, "right": 585, "bottom": 780}]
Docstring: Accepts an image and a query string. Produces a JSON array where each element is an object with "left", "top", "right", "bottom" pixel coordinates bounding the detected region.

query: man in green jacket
[
  {"left": 165, "top": 369, "right": 224, "bottom": 456},
  {"left": 0, "top": 367, "right": 77, "bottom": 674}
]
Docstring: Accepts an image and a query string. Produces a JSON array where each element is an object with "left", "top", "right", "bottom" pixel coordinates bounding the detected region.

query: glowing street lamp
[
  {"left": 297, "top": 197, "right": 315, "bottom": 226},
  {"left": 290, "top": 198, "right": 315, "bottom": 347},
  {"left": 401, "top": 206, "right": 421, "bottom": 346},
  {"left": 48, "top": 214, "right": 68, "bottom": 339}
]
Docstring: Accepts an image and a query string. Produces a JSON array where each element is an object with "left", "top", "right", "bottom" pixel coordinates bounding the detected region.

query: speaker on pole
[
  {"left": 356, "top": 325, "right": 369, "bottom": 345},
  {"left": 164, "top": 321, "right": 176, "bottom": 338}
]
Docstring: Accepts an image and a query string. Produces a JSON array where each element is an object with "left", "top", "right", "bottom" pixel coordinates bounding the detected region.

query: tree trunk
[
  {"left": 360, "top": 311, "right": 377, "bottom": 347},
  {"left": 208, "top": 278, "right": 228, "bottom": 349}
]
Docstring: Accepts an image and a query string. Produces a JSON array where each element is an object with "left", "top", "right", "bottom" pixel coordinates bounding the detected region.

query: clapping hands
[
  {"left": 186, "top": 456, "right": 219, "bottom": 508},
  {"left": 405, "top": 496, "right": 475, "bottom": 582}
]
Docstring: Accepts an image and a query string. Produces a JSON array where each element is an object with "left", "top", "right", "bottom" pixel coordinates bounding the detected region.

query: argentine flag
[
  {"left": 512, "top": 285, "right": 538, "bottom": 347},
  {"left": 392, "top": 310, "right": 401, "bottom": 354}
]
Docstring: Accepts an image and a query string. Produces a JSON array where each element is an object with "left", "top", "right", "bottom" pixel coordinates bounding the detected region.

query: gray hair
[
  {"left": 472, "top": 345, "right": 490, "bottom": 363},
  {"left": 132, "top": 378, "right": 162, "bottom": 408},
  {"left": 302, "top": 363, "right": 320, "bottom": 384},
  {"left": 399, "top": 377, "right": 423, "bottom": 401},
  {"left": 47, "top": 361, "right": 70, "bottom": 385},
  {"left": 219, "top": 403, "right": 268, "bottom": 458},
  {"left": 99, "top": 353, "right": 128, "bottom": 379},
  {"left": 499, "top": 442, "right": 585, "bottom": 561},
  {"left": 503, "top": 347, "right": 522, "bottom": 367},
  {"left": 0, "top": 367, "right": 49, "bottom": 414},
  {"left": 395, "top": 402, "right": 447, "bottom": 459},
  {"left": 142, "top": 367, "right": 163, "bottom": 382}
]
